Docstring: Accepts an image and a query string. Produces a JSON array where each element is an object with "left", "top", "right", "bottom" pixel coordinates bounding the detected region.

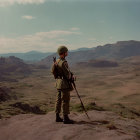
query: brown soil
[{"left": 0, "top": 110, "right": 140, "bottom": 140}]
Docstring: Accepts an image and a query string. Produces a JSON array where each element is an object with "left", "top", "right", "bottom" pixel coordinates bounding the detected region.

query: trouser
[{"left": 55, "top": 90, "right": 70, "bottom": 115}]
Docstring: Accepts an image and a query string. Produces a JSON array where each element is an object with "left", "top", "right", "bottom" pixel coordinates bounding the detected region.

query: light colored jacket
[{"left": 54, "top": 57, "right": 73, "bottom": 91}]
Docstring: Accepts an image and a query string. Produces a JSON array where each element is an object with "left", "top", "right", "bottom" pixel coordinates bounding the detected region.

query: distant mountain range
[
  {"left": 0, "top": 51, "right": 53, "bottom": 62},
  {"left": 0, "top": 40, "right": 140, "bottom": 68},
  {"left": 0, "top": 48, "right": 91, "bottom": 62},
  {"left": 70, "top": 47, "right": 93, "bottom": 52},
  {"left": 38, "top": 40, "right": 140, "bottom": 67}
]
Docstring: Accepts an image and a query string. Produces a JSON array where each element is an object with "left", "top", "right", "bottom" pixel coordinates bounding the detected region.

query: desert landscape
[
  {"left": 0, "top": 0, "right": 140, "bottom": 139},
  {"left": 0, "top": 41, "right": 140, "bottom": 140}
]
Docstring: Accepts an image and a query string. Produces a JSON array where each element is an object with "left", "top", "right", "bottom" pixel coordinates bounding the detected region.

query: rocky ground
[
  {"left": 0, "top": 57, "right": 140, "bottom": 140},
  {"left": 0, "top": 110, "right": 140, "bottom": 140}
]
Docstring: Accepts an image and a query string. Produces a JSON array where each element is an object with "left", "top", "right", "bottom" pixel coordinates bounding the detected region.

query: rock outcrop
[
  {"left": 0, "top": 87, "right": 16, "bottom": 102},
  {"left": 0, "top": 110, "right": 139, "bottom": 140}
]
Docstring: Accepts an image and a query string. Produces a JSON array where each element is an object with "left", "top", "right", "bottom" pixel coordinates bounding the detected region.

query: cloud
[
  {"left": 35, "top": 30, "right": 81, "bottom": 39},
  {"left": 57, "top": 38, "right": 68, "bottom": 42},
  {"left": 70, "top": 27, "right": 80, "bottom": 31},
  {"left": 109, "top": 36, "right": 113, "bottom": 40},
  {"left": 0, "top": 0, "right": 44, "bottom": 7},
  {"left": 0, "top": 29, "right": 81, "bottom": 53},
  {"left": 0, "top": 0, "right": 136, "bottom": 7},
  {"left": 0, "top": 0, "right": 63, "bottom": 7},
  {"left": 87, "top": 38, "right": 105, "bottom": 47},
  {"left": 88, "top": 38, "right": 97, "bottom": 41},
  {"left": 22, "top": 15, "right": 36, "bottom": 20}
]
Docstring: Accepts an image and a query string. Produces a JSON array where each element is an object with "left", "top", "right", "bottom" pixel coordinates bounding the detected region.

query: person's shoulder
[
  {"left": 56, "top": 58, "right": 65, "bottom": 67},
  {"left": 59, "top": 58, "right": 67, "bottom": 63}
]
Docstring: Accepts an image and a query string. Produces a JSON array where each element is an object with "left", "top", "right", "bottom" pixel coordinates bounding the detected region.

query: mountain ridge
[
  {"left": 0, "top": 51, "right": 53, "bottom": 62},
  {"left": 38, "top": 40, "right": 140, "bottom": 67}
]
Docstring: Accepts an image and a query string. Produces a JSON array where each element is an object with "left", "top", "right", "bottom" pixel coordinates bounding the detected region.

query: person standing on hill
[{"left": 51, "top": 46, "right": 75, "bottom": 124}]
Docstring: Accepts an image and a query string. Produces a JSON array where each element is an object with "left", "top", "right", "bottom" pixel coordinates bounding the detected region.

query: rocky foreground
[{"left": 0, "top": 110, "right": 140, "bottom": 140}]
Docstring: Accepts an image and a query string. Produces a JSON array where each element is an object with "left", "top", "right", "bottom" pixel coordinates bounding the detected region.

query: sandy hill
[
  {"left": 0, "top": 110, "right": 140, "bottom": 140},
  {"left": 0, "top": 56, "right": 32, "bottom": 82},
  {"left": 75, "top": 60, "right": 118, "bottom": 68},
  {"left": 0, "top": 56, "right": 31, "bottom": 74}
]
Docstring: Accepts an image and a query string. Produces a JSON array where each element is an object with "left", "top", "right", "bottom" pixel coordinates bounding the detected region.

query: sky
[{"left": 0, "top": 0, "right": 140, "bottom": 53}]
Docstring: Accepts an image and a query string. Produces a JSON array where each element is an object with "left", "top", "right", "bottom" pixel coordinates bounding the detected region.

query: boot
[
  {"left": 56, "top": 113, "right": 63, "bottom": 122},
  {"left": 63, "top": 115, "right": 74, "bottom": 124}
]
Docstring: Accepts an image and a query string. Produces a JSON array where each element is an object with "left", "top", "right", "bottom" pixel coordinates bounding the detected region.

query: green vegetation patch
[{"left": 71, "top": 102, "right": 105, "bottom": 112}]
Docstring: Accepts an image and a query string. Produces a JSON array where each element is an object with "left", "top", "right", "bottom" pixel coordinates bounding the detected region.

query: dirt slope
[{"left": 0, "top": 110, "right": 140, "bottom": 140}]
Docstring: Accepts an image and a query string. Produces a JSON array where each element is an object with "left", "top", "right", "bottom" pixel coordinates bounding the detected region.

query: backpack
[{"left": 51, "top": 57, "right": 60, "bottom": 79}]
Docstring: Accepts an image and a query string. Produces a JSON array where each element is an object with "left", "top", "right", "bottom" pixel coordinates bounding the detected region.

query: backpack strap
[{"left": 57, "top": 58, "right": 66, "bottom": 67}]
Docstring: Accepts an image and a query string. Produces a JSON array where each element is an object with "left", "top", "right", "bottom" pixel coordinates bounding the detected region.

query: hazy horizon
[{"left": 0, "top": 39, "right": 139, "bottom": 54}]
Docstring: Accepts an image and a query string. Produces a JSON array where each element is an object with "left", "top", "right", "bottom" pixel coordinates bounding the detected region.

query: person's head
[{"left": 57, "top": 46, "right": 68, "bottom": 58}]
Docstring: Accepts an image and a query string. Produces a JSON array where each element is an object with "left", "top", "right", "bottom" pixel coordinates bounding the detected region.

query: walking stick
[{"left": 72, "top": 81, "right": 91, "bottom": 120}]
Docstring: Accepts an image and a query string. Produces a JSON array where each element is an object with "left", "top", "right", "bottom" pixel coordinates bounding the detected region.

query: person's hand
[
  {"left": 72, "top": 75, "right": 76, "bottom": 81},
  {"left": 54, "top": 61, "right": 58, "bottom": 66}
]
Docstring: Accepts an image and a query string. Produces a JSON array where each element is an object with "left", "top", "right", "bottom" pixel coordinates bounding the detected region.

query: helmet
[{"left": 57, "top": 46, "right": 68, "bottom": 54}]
